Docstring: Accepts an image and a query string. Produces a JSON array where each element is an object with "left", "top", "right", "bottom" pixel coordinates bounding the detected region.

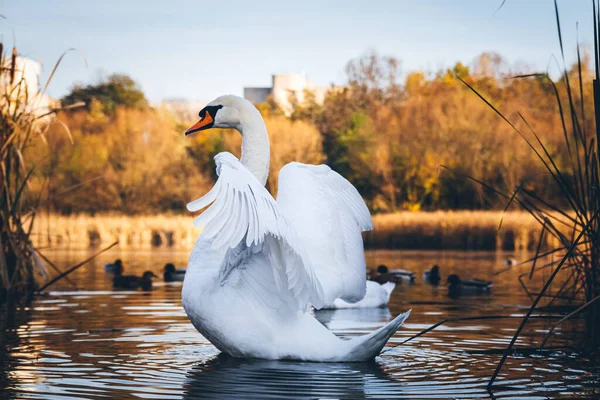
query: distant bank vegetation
[
  {"left": 18, "top": 53, "right": 580, "bottom": 252},
  {"left": 31, "top": 211, "right": 563, "bottom": 251},
  {"left": 27, "top": 51, "right": 592, "bottom": 217}
]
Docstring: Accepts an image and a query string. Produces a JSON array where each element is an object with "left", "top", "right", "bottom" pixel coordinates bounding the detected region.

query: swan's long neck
[{"left": 238, "top": 112, "right": 270, "bottom": 186}]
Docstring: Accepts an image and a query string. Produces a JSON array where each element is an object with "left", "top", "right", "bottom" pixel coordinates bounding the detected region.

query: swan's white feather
[
  {"left": 186, "top": 152, "right": 324, "bottom": 311},
  {"left": 276, "top": 162, "right": 373, "bottom": 305},
  {"left": 322, "top": 281, "right": 396, "bottom": 309},
  {"left": 183, "top": 95, "right": 409, "bottom": 361}
]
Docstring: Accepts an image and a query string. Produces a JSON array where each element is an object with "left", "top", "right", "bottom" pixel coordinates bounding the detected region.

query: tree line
[{"left": 35, "top": 51, "right": 591, "bottom": 214}]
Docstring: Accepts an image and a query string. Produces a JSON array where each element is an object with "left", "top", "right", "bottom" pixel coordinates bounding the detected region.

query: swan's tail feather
[
  {"left": 381, "top": 282, "right": 396, "bottom": 300},
  {"left": 339, "top": 309, "right": 411, "bottom": 362}
]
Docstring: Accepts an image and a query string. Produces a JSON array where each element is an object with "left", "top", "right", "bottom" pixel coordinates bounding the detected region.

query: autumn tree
[{"left": 62, "top": 74, "right": 149, "bottom": 115}]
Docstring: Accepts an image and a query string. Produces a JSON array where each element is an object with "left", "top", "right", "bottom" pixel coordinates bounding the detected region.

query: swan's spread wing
[
  {"left": 187, "top": 152, "right": 324, "bottom": 311},
  {"left": 276, "top": 162, "right": 373, "bottom": 305}
]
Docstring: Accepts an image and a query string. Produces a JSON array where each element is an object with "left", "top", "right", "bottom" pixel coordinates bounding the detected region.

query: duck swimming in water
[
  {"left": 505, "top": 256, "right": 518, "bottom": 266},
  {"left": 182, "top": 95, "right": 411, "bottom": 362},
  {"left": 113, "top": 270, "right": 157, "bottom": 291},
  {"left": 424, "top": 265, "right": 441, "bottom": 285},
  {"left": 163, "top": 263, "right": 186, "bottom": 282},
  {"left": 369, "top": 265, "right": 401, "bottom": 285},
  {"left": 447, "top": 274, "right": 492, "bottom": 297},
  {"left": 104, "top": 259, "right": 123, "bottom": 274},
  {"left": 389, "top": 268, "right": 416, "bottom": 283}
]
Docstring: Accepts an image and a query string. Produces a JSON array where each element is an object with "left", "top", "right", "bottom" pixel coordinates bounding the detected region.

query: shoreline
[{"left": 30, "top": 211, "right": 563, "bottom": 251}]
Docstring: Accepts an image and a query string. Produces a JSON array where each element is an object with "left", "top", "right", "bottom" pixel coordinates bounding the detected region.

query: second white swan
[{"left": 182, "top": 95, "right": 410, "bottom": 361}]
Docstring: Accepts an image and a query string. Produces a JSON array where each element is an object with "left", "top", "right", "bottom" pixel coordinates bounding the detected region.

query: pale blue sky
[{"left": 0, "top": 0, "right": 593, "bottom": 102}]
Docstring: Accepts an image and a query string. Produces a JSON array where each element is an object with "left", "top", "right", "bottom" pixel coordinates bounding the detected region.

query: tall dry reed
[
  {"left": 0, "top": 45, "right": 80, "bottom": 304},
  {"left": 368, "top": 211, "right": 564, "bottom": 250},
  {"left": 456, "top": 1, "right": 600, "bottom": 388},
  {"left": 29, "top": 211, "right": 554, "bottom": 251},
  {"left": 29, "top": 213, "right": 200, "bottom": 249}
]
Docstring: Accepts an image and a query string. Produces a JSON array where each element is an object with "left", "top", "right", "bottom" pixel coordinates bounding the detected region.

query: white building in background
[
  {"left": 0, "top": 54, "right": 57, "bottom": 116},
  {"left": 158, "top": 73, "right": 329, "bottom": 121},
  {"left": 244, "top": 73, "right": 328, "bottom": 115}
]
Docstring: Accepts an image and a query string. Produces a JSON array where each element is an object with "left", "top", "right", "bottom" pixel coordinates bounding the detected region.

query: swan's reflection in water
[
  {"left": 183, "top": 308, "right": 402, "bottom": 399},
  {"left": 314, "top": 306, "right": 393, "bottom": 332},
  {"left": 183, "top": 354, "right": 397, "bottom": 400}
]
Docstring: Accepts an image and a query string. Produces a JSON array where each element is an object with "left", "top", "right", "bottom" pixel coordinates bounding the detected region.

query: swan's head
[{"left": 185, "top": 95, "right": 257, "bottom": 136}]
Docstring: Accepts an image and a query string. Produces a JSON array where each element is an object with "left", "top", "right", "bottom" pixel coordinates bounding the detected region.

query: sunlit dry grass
[
  {"left": 30, "top": 213, "right": 201, "bottom": 249},
  {"left": 367, "top": 211, "right": 565, "bottom": 250},
  {"left": 29, "top": 211, "right": 564, "bottom": 251}
]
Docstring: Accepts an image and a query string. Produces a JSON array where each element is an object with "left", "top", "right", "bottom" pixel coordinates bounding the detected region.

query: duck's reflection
[{"left": 183, "top": 354, "right": 395, "bottom": 399}]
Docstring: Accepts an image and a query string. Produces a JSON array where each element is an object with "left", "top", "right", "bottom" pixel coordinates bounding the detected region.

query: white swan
[
  {"left": 181, "top": 95, "right": 410, "bottom": 361},
  {"left": 321, "top": 281, "right": 396, "bottom": 309}
]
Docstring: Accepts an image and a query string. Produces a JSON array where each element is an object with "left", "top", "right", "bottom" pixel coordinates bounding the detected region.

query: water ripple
[{"left": 2, "top": 250, "right": 599, "bottom": 399}]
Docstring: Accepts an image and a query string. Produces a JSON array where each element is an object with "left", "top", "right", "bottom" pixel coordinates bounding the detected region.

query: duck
[
  {"left": 113, "top": 270, "right": 157, "bottom": 291},
  {"left": 388, "top": 267, "right": 416, "bottom": 283},
  {"left": 181, "top": 95, "right": 411, "bottom": 362},
  {"left": 321, "top": 281, "right": 396, "bottom": 309},
  {"left": 104, "top": 259, "right": 123, "bottom": 274},
  {"left": 369, "top": 264, "right": 398, "bottom": 284},
  {"left": 447, "top": 274, "right": 492, "bottom": 297},
  {"left": 163, "top": 263, "right": 186, "bottom": 282},
  {"left": 505, "top": 256, "right": 518, "bottom": 266},
  {"left": 424, "top": 265, "right": 441, "bottom": 285}
]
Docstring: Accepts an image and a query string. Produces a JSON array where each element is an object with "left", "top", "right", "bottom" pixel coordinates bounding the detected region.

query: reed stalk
[
  {"left": 0, "top": 44, "right": 81, "bottom": 305},
  {"left": 456, "top": 0, "right": 600, "bottom": 388}
]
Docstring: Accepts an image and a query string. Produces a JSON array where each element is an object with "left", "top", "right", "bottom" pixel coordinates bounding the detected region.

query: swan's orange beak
[{"left": 185, "top": 112, "right": 214, "bottom": 136}]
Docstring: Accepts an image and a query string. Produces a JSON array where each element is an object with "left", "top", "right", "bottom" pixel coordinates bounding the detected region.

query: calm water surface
[{"left": 1, "top": 249, "right": 599, "bottom": 399}]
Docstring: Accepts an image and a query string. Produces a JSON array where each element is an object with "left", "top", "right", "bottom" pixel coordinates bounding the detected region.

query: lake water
[{"left": 1, "top": 249, "right": 599, "bottom": 399}]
